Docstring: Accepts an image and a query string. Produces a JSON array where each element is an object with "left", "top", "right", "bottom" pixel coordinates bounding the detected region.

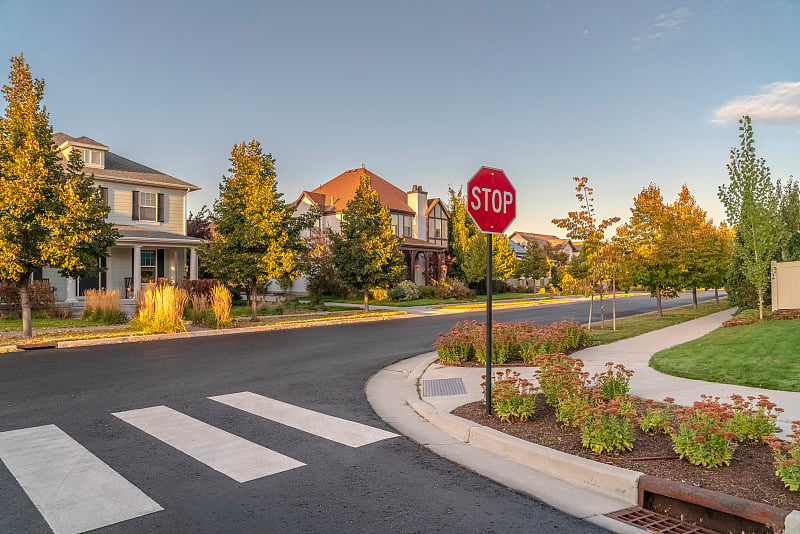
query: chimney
[{"left": 407, "top": 185, "right": 428, "bottom": 241}]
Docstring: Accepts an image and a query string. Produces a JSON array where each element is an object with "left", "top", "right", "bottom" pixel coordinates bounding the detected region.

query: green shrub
[
  {"left": 594, "top": 362, "right": 634, "bottom": 400},
  {"left": 555, "top": 387, "right": 592, "bottom": 427},
  {"left": 671, "top": 395, "right": 736, "bottom": 468},
  {"left": 417, "top": 285, "right": 435, "bottom": 299},
  {"left": 434, "top": 321, "right": 478, "bottom": 364},
  {"left": 727, "top": 394, "right": 781, "bottom": 443},
  {"left": 640, "top": 398, "right": 674, "bottom": 434},
  {"left": 83, "top": 308, "right": 127, "bottom": 324},
  {"left": 388, "top": 280, "right": 420, "bottom": 301},
  {"left": 580, "top": 399, "right": 635, "bottom": 454},
  {"left": 83, "top": 289, "right": 127, "bottom": 324},
  {"left": 771, "top": 422, "right": 800, "bottom": 491},
  {"left": 483, "top": 369, "right": 537, "bottom": 422}
]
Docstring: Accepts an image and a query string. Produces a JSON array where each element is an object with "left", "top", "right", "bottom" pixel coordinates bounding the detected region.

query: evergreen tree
[
  {"left": 330, "top": 174, "right": 405, "bottom": 311},
  {"left": 0, "top": 54, "right": 117, "bottom": 338},
  {"left": 718, "top": 116, "right": 786, "bottom": 319},
  {"left": 202, "top": 141, "right": 317, "bottom": 321},
  {"left": 447, "top": 186, "right": 479, "bottom": 280},
  {"left": 515, "top": 239, "right": 549, "bottom": 287},
  {"left": 462, "top": 233, "right": 516, "bottom": 285}
]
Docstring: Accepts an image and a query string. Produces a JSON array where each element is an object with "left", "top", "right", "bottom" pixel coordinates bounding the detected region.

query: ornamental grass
[
  {"left": 209, "top": 284, "right": 232, "bottom": 328},
  {"left": 131, "top": 284, "right": 188, "bottom": 334},
  {"left": 83, "top": 289, "right": 127, "bottom": 324}
]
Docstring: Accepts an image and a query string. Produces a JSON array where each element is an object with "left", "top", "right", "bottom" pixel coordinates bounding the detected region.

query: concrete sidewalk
[{"left": 367, "top": 308, "right": 800, "bottom": 534}]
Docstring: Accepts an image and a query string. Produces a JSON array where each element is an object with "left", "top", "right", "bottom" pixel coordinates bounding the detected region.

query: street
[{"left": 0, "top": 292, "right": 718, "bottom": 533}]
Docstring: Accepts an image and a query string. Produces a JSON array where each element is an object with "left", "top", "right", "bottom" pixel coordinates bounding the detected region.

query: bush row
[
  {"left": 434, "top": 320, "right": 590, "bottom": 365},
  {"left": 480, "top": 352, "right": 799, "bottom": 491}
]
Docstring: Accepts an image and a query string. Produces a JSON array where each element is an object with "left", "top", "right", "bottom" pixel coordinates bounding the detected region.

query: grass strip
[
  {"left": 586, "top": 298, "right": 730, "bottom": 346},
  {"left": 650, "top": 317, "right": 800, "bottom": 392}
]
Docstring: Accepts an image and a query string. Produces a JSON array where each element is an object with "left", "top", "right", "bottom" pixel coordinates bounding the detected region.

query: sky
[{"left": 1, "top": 0, "right": 798, "bottom": 237}]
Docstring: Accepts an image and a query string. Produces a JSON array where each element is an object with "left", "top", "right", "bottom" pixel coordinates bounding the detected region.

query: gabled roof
[
  {"left": 511, "top": 231, "right": 576, "bottom": 251},
  {"left": 53, "top": 132, "right": 109, "bottom": 150},
  {"left": 52, "top": 133, "right": 199, "bottom": 191},
  {"left": 425, "top": 197, "right": 451, "bottom": 218},
  {"left": 306, "top": 168, "right": 415, "bottom": 214}
]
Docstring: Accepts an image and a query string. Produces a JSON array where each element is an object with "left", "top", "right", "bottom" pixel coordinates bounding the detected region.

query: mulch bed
[{"left": 452, "top": 395, "right": 800, "bottom": 512}]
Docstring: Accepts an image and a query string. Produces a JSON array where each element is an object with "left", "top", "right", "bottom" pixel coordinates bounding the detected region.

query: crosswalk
[{"left": 0, "top": 392, "right": 399, "bottom": 534}]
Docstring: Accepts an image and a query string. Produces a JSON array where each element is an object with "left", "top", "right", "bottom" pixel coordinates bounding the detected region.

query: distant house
[
  {"left": 293, "top": 167, "right": 450, "bottom": 286},
  {"left": 38, "top": 133, "right": 203, "bottom": 303},
  {"left": 509, "top": 232, "right": 579, "bottom": 265}
]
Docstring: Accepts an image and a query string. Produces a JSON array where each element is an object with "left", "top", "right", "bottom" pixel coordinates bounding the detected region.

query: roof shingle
[{"left": 308, "top": 168, "right": 414, "bottom": 214}]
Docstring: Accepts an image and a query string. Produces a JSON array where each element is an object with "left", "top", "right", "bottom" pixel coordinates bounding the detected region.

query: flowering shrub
[
  {"left": 672, "top": 395, "right": 737, "bottom": 468},
  {"left": 579, "top": 397, "right": 636, "bottom": 454},
  {"left": 433, "top": 321, "right": 478, "bottom": 364},
  {"left": 771, "top": 422, "right": 800, "bottom": 491},
  {"left": 369, "top": 287, "right": 389, "bottom": 301},
  {"left": 482, "top": 369, "right": 538, "bottom": 422},
  {"left": 534, "top": 354, "right": 582, "bottom": 406},
  {"left": 593, "top": 362, "right": 634, "bottom": 400},
  {"left": 388, "top": 280, "right": 420, "bottom": 301},
  {"left": 640, "top": 398, "right": 674, "bottom": 434},
  {"left": 727, "top": 394, "right": 782, "bottom": 444},
  {"left": 434, "top": 320, "right": 589, "bottom": 365}
]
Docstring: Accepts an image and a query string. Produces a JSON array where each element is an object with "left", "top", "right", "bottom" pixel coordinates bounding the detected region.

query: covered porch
[
  {"left": 59, "top": 226, "right": 204, "bottom": 303},
  {"left": 402, "top": 238, "right": 447, "bottom": 286}
]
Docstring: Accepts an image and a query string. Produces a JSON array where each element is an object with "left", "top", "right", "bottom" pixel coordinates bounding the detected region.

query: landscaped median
[{"left": 0, "top": 309, "right": 406, "bottom": 353}]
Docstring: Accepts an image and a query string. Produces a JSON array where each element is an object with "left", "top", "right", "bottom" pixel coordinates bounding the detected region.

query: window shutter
[
  {"left": 100, "top": 187, "right": 109, "bottom": 218},
  {"left": 157, "top": 193, "right": 165, "bottom": 222},
  {"left": 132, "top": 190, "right": 139, "bottom": 220}
]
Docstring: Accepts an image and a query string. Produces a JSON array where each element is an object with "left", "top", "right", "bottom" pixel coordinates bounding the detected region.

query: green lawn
[
  {"left": 0, "top": 316, "right": 107, "bottom": 332},
  {"left": 586, "top": 299, "right": 730, "bottom": 346},
  {"left": 229, "top": 302, "right": 355, "bottom": 317},
  {"left": 650, "top": 318, "right": 800, "bottom": 392}
]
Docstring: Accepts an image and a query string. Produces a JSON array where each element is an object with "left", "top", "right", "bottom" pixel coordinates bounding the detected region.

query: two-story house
[
  {"left": 293, "top": 167, "right": 450, "bottom": 286},
  {"left": 38, "top": 134, "right": 203, "bottom": 303}
]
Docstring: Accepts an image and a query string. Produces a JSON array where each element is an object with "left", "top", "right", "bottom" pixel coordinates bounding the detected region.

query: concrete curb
[{"left": 788, "top": 510, "right": 800, "bottom": 534}]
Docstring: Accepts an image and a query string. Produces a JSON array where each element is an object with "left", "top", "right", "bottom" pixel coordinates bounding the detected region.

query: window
[
  {"left": 391, "top": 214, "right": 399, "bottom": 236},
  {"left": 141, "top": 249, "right": 156, "bottom": 283},
  {"left": 81, "top": 149, "right": 103, "bottom": 167},
  {"left": 140, "top": 192, "right": 157, "bottom": 221},
  {"left": 434, "top": 218, "right": 442, "bottom": 239},
  {"left": 403, "top": 215, "right": 412, "bottom": 237}
]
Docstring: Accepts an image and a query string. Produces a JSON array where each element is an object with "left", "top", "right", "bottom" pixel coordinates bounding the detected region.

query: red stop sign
[{"left": 466, "top": 166, "right": 516, "bottom": 234}]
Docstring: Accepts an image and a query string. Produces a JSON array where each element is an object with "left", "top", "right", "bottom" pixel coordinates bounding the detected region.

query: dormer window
[{"left": 81, "top": 149, "right": 104, "bottom": 168}]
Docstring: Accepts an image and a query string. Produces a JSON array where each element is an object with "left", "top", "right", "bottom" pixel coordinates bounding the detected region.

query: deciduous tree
[
  {"left": 0, "top": 54, "right": 117, "bottom": 338},
  {"left": 447, "top": 186, "right": 479, "bottom": 280},
  {"left": 202, "top": 141, "right": 317, "bottom": 321},
  {"left": 462, "top": 233, "right": 516, "bottom": 285},
  {"left": 553, "top": 176, "right": 619, "bottom": 328},
  {"left": 330, "top": 174, "right": 405, "bottom": 311},
  {"left": 718, "top": 116, "right": 786, "bottom": 319},
  {"left": 515, "top": 240, "right": 549, "bottom": 289}
]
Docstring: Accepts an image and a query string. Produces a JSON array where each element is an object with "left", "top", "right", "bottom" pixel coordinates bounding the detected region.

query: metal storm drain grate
[
  {"left": 421, "top": 378, "right": 468, "bottom": 397},
  {"left": 606, "top": 507, "right": 721, "bottom": 534}
]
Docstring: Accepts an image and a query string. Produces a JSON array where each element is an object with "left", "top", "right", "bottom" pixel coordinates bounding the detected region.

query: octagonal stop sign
[{"left": 466, "top": 166, "right": 516, "bottom": 234}]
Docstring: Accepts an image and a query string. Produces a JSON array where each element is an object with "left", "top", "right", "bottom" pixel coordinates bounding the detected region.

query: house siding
[{"left": 99, "top": 180, "right": 185, "bottom": 234}]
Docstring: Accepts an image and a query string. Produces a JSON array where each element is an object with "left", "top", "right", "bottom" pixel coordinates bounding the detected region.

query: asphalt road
[{"left": 0, "top": 291, "right": 720, "bottom": 534}]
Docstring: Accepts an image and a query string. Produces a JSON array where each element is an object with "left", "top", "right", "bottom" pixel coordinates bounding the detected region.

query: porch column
[
  {"left": 65, "top": 278, "right": 78, "bottom": 303},
  {"left": 133, "top": 245, "right": 142, "bottom": 298},
  {"left": 189, "top": 247, "right": 198, "bottom": 280}
]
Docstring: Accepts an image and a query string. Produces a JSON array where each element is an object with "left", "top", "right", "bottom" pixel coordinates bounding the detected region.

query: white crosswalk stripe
[
  {"left": 209, "top": 391, "right": 399, "bottom": 447},
  {"left": 112, "top": 405, "right": 305, "bottom": 482},
  {"left": 0, "top": 424, "right": 162, "bottom": 534}
]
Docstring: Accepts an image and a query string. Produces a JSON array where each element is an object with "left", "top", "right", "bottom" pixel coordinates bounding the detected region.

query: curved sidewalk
[{"left": 367, "top": 309, "right": 800, "bottom": 534}]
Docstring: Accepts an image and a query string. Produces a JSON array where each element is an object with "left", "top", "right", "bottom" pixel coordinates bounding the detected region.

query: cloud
[
  {"left": 712, "top": 82, "right": 800, "bottom": 124},
  {"left": 633, "top": 7, "right": 691, "bottom": 42}
]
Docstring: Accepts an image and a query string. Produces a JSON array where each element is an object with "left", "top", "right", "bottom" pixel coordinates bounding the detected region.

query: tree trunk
[
  {"left": 692, "top": 287, "right": 698, "bottom": 309},
  {"left": 363, "top": 289, "right": 370, "bottom": 312},
  {"left": 250, "top": 279, "right": 258, "bottom": 322},
  {"left": 599, "top": 286, "right": 605, "bottom": 329},
  {"left": 655, "top": 284, "right": 663, "bottom": 317},
  {"left": 715, "top": 288, "right": 719, "bottom": 305},
  {"left": 587, "top": 293, "right": 593, "bottom": 330},
  {"left": 758, "top": 292, "right": 764, "bottom": 320},
  {"left": 612, "top": 274, "right": 617, "bottom": 331},
  {"left": 18, "top": 273, "right": 32, "bottom": 339}
]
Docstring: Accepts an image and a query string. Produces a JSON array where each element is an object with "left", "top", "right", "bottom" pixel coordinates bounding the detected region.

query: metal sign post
[
  {"left": 465, "top": 166, "right": 516, "bottom": 418},
  {"left": 485, "top": 234, "right": 493, "bottom": 415}
]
